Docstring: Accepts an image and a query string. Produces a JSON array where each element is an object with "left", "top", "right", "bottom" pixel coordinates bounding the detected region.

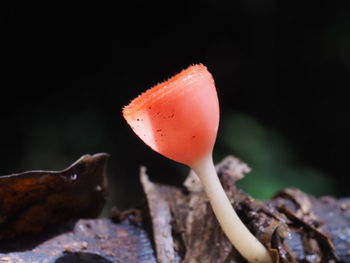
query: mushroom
[{"left": 122, "top": 64, "right": 272, "bottom": 263}]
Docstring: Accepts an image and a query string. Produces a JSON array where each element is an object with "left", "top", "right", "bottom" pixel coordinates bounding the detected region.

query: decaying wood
[
  {"left": 140, "top": 167, "right": 180, "bottom": 263},
  {"left": 0, "top": 218, "right": 156, "bottom": 263},
  {"left": 141, "top": 156, "right": 350, "bottom": 263},
  {"left": 0, "top": 155, "right": 348, "bottom": 263}
]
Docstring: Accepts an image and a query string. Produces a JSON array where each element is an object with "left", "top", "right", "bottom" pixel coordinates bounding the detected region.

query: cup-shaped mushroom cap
[{"left": 123, "top": 64, "right": 219, "bottom": 167}]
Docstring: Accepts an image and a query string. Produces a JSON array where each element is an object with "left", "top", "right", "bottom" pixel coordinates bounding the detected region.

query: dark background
[{"left": 1, "top": 1, "right": 349, "bottom": 210}]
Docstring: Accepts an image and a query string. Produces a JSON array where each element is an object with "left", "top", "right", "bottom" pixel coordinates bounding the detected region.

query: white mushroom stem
[{"left": 191, "top": 155, "right": 273, "bottom": 263}]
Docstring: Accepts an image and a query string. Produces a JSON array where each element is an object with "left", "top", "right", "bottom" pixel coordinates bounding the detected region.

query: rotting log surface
[
  {"left": 141, "top": 156, "right": 350, "bottom": 263},
  {"left": 0, "top": 156, "right": 348, "bottom": 263},
  {"left": 0, "top": 218, "right": 156, "bottom": 263}
]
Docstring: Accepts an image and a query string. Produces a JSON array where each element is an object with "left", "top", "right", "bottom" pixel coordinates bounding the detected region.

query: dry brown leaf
[{"left": 0, "top": 153, "right": 108, "bottom": 239}]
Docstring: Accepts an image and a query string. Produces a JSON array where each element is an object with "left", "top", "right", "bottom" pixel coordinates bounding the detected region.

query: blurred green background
[
  {"left": 217, "top": 113, "right": 337, "bottom": 199},
  {"left": 0, "top": 1, "right": 349, "bottom": 212}
]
